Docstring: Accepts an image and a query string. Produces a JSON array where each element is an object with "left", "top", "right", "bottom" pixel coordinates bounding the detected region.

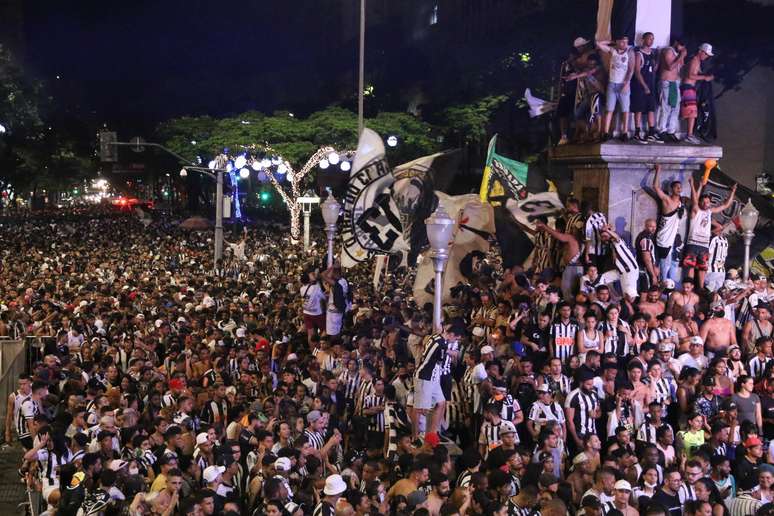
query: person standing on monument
[
  {"left": 681, "top": 43, "right": 715, "bottom": 144},
  {"left": 656, "top": 37, "right": 688, "bottom": 142},
  {"left": 631, "top": 32, "right": 661, "bottom": 144},
  {"left": 652, "top": 165, "right": 686, "bottom": 287},
  {"left": 597, "top": 35, "right": 635, "bottom": 142},
  {"left": 683, "top": 175, "right": 736, "bottom": 288}
]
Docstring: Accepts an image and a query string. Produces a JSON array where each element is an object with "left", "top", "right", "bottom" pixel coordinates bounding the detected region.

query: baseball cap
[
  {"left": 699, "top": 43, "right": 714, "bottom": 56},
  {"left": 536, "top": 383, "right": 551, "bottom": 394},
  {"left": 614, "top": 479, "right": 632, "bottom": 491},
  {"left": 499, "top": 421, "right": 517, "bottom": 435},
  {"left": 574, "top": 37, "right": 590, "bottom": 48},
  {"left": 659, "top": 342, "right": 675, "bottom": 352},
  {"left": 274, "top": 457, "right": 292, "bottom": 472},
  {"left": 307, "top": 410, "right": 322, "bottom": 424},
  {"left": 572, "top": 452, "right": 589, "bottom": 466},
  {"left": 203, "top": 465, "right": 225, "bottom": 483},
  {"left": 662, "top": 279, "right": 675, "bottom": 290},
  {"left": 582, "top": 495, "right": 602, "bottom": 509},
  {"left": 744, "top": 436, "right": 763, "bottom": 448},
  {"left": 480, "top": 345, "right": 494, "bottom": 355},
  {"left": 108, "top": 459, "right": 127, "bottom": 471},
  {"left": 722, "top": 399, "right": 737, "bottom": 411},
  {"left": 196, "top": 433, "right": 209, "bottom": 446},
  {"left": 690, "top": 336, "right": 704, "bottom": 345}
]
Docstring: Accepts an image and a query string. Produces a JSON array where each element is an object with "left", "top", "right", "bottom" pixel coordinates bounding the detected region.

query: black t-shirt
[
  {"left": 651, "top": 488, "right": 682, "bottom": 516},
  {"left": 523, "top": 325, "right": 550, "bottom": 352},
  {"left": 735, "top": 456, "right": 761, "bottom": 492}
]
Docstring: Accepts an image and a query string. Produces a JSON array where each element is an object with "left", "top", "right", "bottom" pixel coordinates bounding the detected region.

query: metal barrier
[{"left": 0, "top": 339, "right": 27, "bottom": 438}]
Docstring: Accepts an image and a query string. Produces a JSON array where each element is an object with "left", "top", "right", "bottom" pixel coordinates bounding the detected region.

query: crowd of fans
[
  {"left": 558, "top": 31, "right": 715, "bottom": 145},
  {"left": 0, "top": 198, "right": 772, "bottom": 516}
]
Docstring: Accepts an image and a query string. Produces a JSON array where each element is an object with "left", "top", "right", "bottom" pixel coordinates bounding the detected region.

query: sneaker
[
  {"left": 647, "top": 133, "right": 664, "bottom": 143},
  {"left": 633, "top": 133, "right": 648, "bottom": 144},
  {"left": 661, "top": 133, "right": 679, "bottom": 143},
  {"left": 683, "top": 135, "right": 701, "bottom": 145},
  {"left": 601, "top": 133, "right": 612, "bottom": 142},
  {"left": 619, "top": 133, "right": 630, "bottom": 143}
]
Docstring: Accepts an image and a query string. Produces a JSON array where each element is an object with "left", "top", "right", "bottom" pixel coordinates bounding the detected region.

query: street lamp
[
  {"left": 298, "top": 190, "right": 321, "bottom": 252},
  {"left": 181, "top": 156, "right": 227, "bottom": 269},
  {"left": 425, "top": 204, "right": 455, "bottom": 332},
  {"left": 179, "top": 168, "right": 188, "bottom": 178},
  {"left": 740, "top": 199, "right": 760, "bottom": 281},
  {"left": 321, "top": 192, "right": 341, "bottom": 267}
]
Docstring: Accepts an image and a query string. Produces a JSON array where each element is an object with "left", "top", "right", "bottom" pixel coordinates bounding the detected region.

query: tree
[
  {"left": 0, "top": 45, "right": 97, "bottom": 200},
  {"left": 156, "top": 106, "right": 441, "bottom": 235}
]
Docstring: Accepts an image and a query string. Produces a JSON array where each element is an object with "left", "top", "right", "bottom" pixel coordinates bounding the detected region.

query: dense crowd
[{"left": 0, "top": 197, "right": 772, "bottom": 516}]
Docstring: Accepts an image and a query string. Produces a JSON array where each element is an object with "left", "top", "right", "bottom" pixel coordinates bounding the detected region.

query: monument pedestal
[{"left": 550, "top": 142, "right": 723, "bottom": 243}]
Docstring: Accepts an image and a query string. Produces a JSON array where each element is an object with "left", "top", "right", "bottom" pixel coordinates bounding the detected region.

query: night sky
[{"left": 23, "top": 0, "right": 359, "bottom": 134}]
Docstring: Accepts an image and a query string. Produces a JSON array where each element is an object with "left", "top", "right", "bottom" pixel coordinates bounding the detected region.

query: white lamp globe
[
  {"left": 208, "top": 160, "right": 217, "bottom": 170},
  {"left": 261, "top": 158, "right": 272, "bottom": 168},
  {"left": 340, "top": 161, "right": 351, "bottom": 172},
  {"left": 387, "top": 135, "right": 398, "bottom": 147},
  {"left": 271, "top": 157, "right": 281, "bottom": 166},
  {"left": 328, "top": 152, "right": 340, "bottom": 165},
  {"left": 239, "top": 168, "right": 250, "bottom": 179},
  {"left": 277, "top": 164, "right": 288, "bottom": 175},
  {"left": 740, "top": 200, "right": 760, "bottom": 232},
  {"left": 319, "top": 159, "right": 330, "bottom": 170},
  {"left": 234, "top": 155, "right": 247, "bottom": 169},
  {"left": 251, "top": 160, "right": 263, "bottom": 171},
  {"left": 179, "top": 168, "right": 188, "bottom": 177}
]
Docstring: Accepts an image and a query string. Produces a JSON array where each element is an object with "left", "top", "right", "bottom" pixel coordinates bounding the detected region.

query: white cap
[
  {"left": 480, "top": 345, "right": 494, "bottom": 355},
  {"left": 177, "top": 316, "right": 187, "bottom": 324},
  {"left": 614, "top": 479, "right": 632, "bottom": 491},
  {"left": 203, "top": 465, "right": 225, "bottom": 483},
  {"left": 324, "top": 474, "right": 347, "bottom": 495},
  {"left": 235, "top": 328, "right": 246, "bottom": 338},
  {"left": 499, "top": 421, "right": 517, "bottom": 435},
  {"left": 195, "top": 433, "right": 209, "bottom": 446},
  {"left": 662, "top": 279, "right": 675, "bottom": 290},
  {"left": 699, "top": 43, "right": 714, "bottom": 56},
  {"left": 154, "top": 319, "right": 164, "bottom": 328},
  {"left": 472, "top": 327, "right": 485, "bottom": 338},
  {"left": 274, "top": 457, "right": 292, "bottom": 472},
  {"left": 574, "top": 37, "right": 590, "bottom": 48},
  {"left": 690, "top": 336, "right": 704, "bottom": 345}
]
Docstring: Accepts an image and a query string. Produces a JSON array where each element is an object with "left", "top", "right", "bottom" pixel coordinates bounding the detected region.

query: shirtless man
[
  {"left": 656, "top": 37, "right": 687, "bottom": 142},
  {"left": 638, "top": 286, "right": 666, "bottom": 325},
  {"left": 742, "top": 304, "right": 773, "bottom": 357},
  {"left": 567, "top": 454, "right": 595, "bottom": 506},
  {"left": 535, "top": 220, "right": 581, "bottom": 301},
  {"left": 652, "top": 165, "right": 687, "bottom": 287},
  {"left": 700, "top": 302, "right": 737, "bottom": 355},
  {"left": 667, "top": 282, "right": 699, "bottom": 318},
  {"left": 681, "top": 43, "right": 715, "bottom": 144},
  {"left": 674, "top": 305, "right": 700, "bottom": 352}
]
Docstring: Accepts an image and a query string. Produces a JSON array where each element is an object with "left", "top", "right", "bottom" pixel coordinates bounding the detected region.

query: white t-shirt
[{"left": 301, "top": 283, "right": 326, "bottom": 316}]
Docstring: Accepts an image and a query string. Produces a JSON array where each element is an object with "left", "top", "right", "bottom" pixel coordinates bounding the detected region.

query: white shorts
[
  {"left": 600, "top": 269, "right": 640, "bottom": 299},
  {"left": 413, "top": 378, "right": 445, "bottom": 410},
  {"left": 705, "top": 271, "right": 725, "bottom": 292},
  {"left": 326, "top": 311, "right": 343, "bottom": 336}
]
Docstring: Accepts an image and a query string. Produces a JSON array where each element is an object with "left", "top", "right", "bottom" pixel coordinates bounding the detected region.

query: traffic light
[
  {"left": 99, "top": 130, "right": 118, "bottom": 162},
  {"left": 259, "top": 191, "right": 271, "bottom": 203}
]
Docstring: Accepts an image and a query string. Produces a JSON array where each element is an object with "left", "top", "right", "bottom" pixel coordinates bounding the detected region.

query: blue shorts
[{"left": 606, "top": 82, "right": 631, "bottom": 112}]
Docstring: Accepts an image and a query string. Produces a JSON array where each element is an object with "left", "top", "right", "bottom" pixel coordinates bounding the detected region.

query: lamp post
[
  {"left": 425, "top": 204, "right": 456, "bottom": 332},
  {"left": 297, "top": 190, "right": 321, "bottom": 252},
  {"left": 740, "top": 199, "right": 760, "bottom": 282},
  {"left": 180, "top": 157, "right": 227, "bottom": 270},
  {"left": 321, "top": 192, "right": 341, "bottom": 268}
]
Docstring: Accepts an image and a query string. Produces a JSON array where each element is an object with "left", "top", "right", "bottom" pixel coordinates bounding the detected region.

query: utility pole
[{"left": 357, "top": 0, "right": 366, "bottom": 137}]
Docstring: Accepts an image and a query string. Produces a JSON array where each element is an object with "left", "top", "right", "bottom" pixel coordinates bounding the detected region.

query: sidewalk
[{"left": 0, "top": 444, "right": 28, "bottom": 513}]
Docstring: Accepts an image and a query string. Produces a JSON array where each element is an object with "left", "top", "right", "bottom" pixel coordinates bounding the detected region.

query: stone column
[{"left": 551, "top": 143, "right": 722, "bottom": 243}]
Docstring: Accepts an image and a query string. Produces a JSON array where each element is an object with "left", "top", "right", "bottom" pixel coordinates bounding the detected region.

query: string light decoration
[{"left": 211, "top": 145, "right": 354, "bottom": 241}]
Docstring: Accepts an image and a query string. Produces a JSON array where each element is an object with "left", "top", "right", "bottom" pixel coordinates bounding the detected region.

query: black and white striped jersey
[
  {"left": 363, "top": 394, "right": 385, "bottom": 432},
  {"left": 18, "top": 397, "right": 39, "bottom": 439},
  {"left": 550, "top": 321, "right": 578, "bottom": 364},
  {"left": 585, "top": 212, "right": 608, "bottom": 256},
  {"left": 708, "top": 235, "right": 728, "bottom": 273},
  {"left": 303, "top": 429, "right": 325, "bottom": 450},
  {"left": 415, "top": 334, "right": 447, "bottom": 382},
  {"left": 564, "top": 388, "right": 599, "bottom": 437},
  {"left": 749, "top": 355, "right": 772, "bottom": 380},
  {"left": 611, "top": 239, "right": 639, "bottom": 274}
]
